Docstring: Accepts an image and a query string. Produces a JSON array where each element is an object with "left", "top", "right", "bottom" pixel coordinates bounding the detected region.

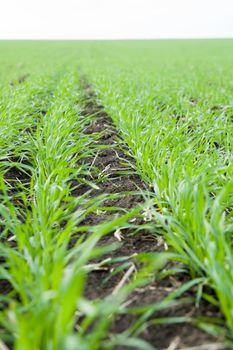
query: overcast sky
[{"left": 0, "top": 0, "right": 233, "bottom": 39}]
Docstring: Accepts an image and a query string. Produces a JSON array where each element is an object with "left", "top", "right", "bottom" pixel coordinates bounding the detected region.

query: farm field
[{"left": 0, "top": 40, "right": 233, "bottom": 349}]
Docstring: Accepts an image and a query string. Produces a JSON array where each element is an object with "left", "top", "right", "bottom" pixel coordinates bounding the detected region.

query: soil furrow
[{"left": 76, "top": 79, "right": 226, "bottom": 350}]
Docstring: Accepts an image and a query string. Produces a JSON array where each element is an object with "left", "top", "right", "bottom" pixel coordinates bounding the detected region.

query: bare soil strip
[{"left": 78, "top": 80, "right": 227, "bottom": 349}]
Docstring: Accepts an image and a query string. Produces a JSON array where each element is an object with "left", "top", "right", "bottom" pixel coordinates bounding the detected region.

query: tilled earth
[{"left": 74, "top": 80, "right": 228, "bottom": 350}]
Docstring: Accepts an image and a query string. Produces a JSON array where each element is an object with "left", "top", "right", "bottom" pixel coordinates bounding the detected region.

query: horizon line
[{"left": 0, "top": 37, "right": 233, "bottom": 41}]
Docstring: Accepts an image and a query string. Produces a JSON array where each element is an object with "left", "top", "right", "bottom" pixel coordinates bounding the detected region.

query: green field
[{"left": 0, "top": 40, "right": 233, "bottom": 349}]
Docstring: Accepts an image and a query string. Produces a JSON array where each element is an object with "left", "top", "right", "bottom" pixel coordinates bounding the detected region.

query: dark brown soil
[
  {"left": 10, "top": 73, "right": 30, "bottom": 87},
  {"left": 77, "top": 80, "right": 229, "bottom": 350}
]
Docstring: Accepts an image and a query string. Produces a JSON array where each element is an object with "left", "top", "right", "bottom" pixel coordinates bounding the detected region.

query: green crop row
[
  {"left": 79, "top": 40, "right": 233, "bottom": 343},
  {"left": 0, "top": 51, "right": 178, "bottom": 350}
]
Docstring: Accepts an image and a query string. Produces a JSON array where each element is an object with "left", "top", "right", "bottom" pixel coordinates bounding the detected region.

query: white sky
[{"left": 0, "top": 0, "right": 233, "bottom": 39}]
